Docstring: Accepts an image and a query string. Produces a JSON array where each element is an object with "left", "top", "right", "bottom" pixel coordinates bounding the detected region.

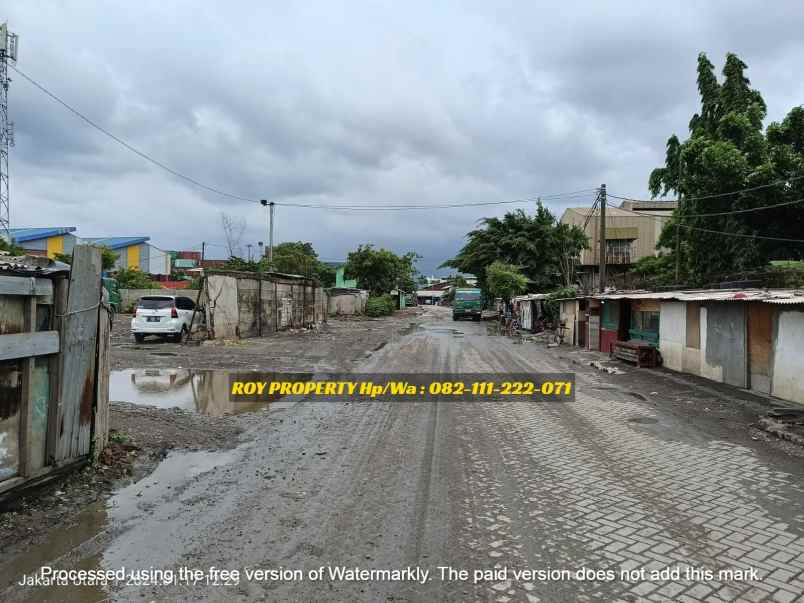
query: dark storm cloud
[{"left": 5, "top": 1, "right": 804, "bottom": 274}]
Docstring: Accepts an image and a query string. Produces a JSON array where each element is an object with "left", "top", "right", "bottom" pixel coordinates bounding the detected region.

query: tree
[
  {"left": 223, "top": 241, "right": 336, "bottom": 287},
  {"left": 344, "top": 244, "right": 420, "bottom": 295},
  {"left": 54, "top": 245, "right": 118, "bottom": 271},
  {"left": 115, "top": 267, "right": 157, "bottom": 289},
  {"left": 221, "top": 212, "right": 246, "bottom": 259},
  {"left": 485, "top": 261, "right": 528, "bottom": 301},
  {"left": 441, "top": 203, "right": 588, "bottom": 292},
  {"left": 0, "top": 238, "right": 25, "bottom": 256},
  {"left": 649, "top": 53, "right": 804, "bottom": 282},
  {"left": 272, "top": 241, "right": 336, "bottom": 286}
]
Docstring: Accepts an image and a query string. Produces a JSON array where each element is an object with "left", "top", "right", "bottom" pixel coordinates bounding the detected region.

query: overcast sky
[{"left": 5, "top": 1, "right": 804, "bottom": 274}]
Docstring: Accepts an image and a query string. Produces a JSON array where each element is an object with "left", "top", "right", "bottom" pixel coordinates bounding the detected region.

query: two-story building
[{"left": 560, "top": 200, "right": 676, "bottom": 290}]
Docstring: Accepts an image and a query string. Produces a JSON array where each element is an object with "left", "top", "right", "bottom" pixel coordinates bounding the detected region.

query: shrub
[
  {"left": 365, "top": 294, "right": 396, "bottom": 316},
  {"left": 544, "top": 286, "right": 578, "bottom": 324}
]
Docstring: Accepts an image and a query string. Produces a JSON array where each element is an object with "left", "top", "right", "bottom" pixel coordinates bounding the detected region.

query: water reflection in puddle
[{"left": 110, "top": 368, "right": 288, "bottom": 416}]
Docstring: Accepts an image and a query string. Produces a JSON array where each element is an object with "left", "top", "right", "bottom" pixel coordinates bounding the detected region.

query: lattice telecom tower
[{"left": 0, "top": 23, "right": 19, "bottom": 242}]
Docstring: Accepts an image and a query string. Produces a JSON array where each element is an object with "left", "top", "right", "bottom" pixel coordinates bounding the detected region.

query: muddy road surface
[{"left": 4, "top": 305, "right": 804, "bottom": 602}]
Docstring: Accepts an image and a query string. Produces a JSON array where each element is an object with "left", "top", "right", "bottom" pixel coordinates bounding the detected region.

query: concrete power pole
[
  {"left": 260, "top": 199, "right": 275, "bottom": 269},
  {"left": 598, "top": 184, "right": 607, "bottom": 292}
]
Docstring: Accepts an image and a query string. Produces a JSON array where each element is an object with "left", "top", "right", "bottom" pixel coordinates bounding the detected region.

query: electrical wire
[
  {"left": 10, "top": 64, "right": 258, "bottom": 204},
  {"left": 618, "top": 196, "right": 804, "bottom": 218},
  {"left": 609, "top": 173, "right": 804, "bottom": 204},
  {"left": 609, "top": 201, "right": 804, "bottom": 243},
  {"left": 11, "top": 65, "right": 598, "bottom": 213}
]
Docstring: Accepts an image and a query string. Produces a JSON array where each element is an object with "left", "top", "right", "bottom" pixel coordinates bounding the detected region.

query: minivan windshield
[
  {"left": 138, "top": 297, "right": 174, "bottom": 309},
  {"left": 455, "top": 290, "right": 481, "bottom": 301}
]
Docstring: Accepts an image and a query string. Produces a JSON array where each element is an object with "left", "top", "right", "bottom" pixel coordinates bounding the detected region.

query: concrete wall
[
  {"left": 772, "top": 309, "right": 804, "bottom": 405},
  {"left": 205, "top": 276, "right": 240, "bottom": 339},
  {"left": 560, "top": 300, "right": 577, "bottom": 346},
  {"left": 205, "top": 273, "right": 326, "bottom": 339},
  {"left": 659, "top": 301, "right": 685, "bottom": 372},
  {"left": 683, "top": 302, "right": 701, "bottom": 375},
  {"left": 120, "top": 288, "right": 185, "bottom": 312},
  {"left": 328, "top": 290, "right": 368, "bottom": 315}
]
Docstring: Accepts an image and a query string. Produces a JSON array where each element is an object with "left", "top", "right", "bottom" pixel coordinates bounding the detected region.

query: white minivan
[{"left": 131, "top": 295, "right": 198, "bottom": 343}]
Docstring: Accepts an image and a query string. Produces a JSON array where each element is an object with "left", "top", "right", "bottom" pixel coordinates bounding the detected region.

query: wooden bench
[{"left": 612, "top": 340, "right": 659, "bottom": 368}]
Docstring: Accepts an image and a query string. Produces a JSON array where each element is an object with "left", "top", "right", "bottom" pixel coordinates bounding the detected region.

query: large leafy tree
[
  {"left": 224, "top": 241, "right": 336, "bottom": 286},
  {"left": 649, "top": 53, "right": 804, "bottom": 281},
  {"left": 344, "top": 245, "right": 420, "bottom": 295},
  {"left": 485, "top": 261, "right": 528, "bottom": 300},
  {"left": 271, "top": 241, "right": 335, "bottom": 286},
  {"left": 441, "top": 203, "right": 588, "bottom": 291}
]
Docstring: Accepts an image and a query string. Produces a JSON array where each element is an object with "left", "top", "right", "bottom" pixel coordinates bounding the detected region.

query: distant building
[
  {"left": 560, "top": 201, "right": 676, "bottom": 290},
  {"left": 9, "top": 226, "right": 78, "bottom": 258},
  {"left": 324, "top": 262, "right": 357, "bottom": 288},
  {"left": 82, "top": 236, "right": 170, "bottom": 275}
]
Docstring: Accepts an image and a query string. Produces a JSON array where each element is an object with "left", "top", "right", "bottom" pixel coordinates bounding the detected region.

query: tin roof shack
[
  {"left": 512, "top": 294, "right": 548, "bottom": 332},
  {"left": 327, "top": 288, "right": 368, "bottom": 316},
  {"left": 203, "top": 270, "right": 326, "bottom": 339},
  {"left": 0, "top": 246, "right": 110, "bottom": 498},
  {"left": 590, "top": 289, "right": 804, "bottom": 405}
]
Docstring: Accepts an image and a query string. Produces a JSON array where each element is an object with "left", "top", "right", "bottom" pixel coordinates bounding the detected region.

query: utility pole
[
  {"left": 598, "top": 184, "right": 607, "bottom": 292},
  {"left": 675, "top": 223, "right": 680, "bottom": 284},
  {"left": 201, "top": 241, "right": 206, "bottom": 263},
  {"left": 247, "top": 243, "right": 253, "bottom": 262},
  {"left": 260, "top": 199, "right": 275, "bottom": 269},
  {"left": 0, "top": 23, "right": 19, "bottom": 242}
]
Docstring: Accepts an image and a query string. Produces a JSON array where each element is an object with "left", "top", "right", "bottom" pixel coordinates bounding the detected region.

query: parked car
[{"left": 131, "top": 295, "right": 198, "bottom": 343}]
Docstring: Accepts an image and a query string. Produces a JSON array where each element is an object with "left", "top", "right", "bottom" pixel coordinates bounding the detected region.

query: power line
[
  {"left": 280, "top": 193, "right": 596, "bottom": 211},
  {"left": 609, "top": 173, "right": 804, "bottom": 204},
  {"left": 609, "top": 201, "right": 804, "bottom": 243},
  {"left": 10, "top": 64, "right": 260, "bottom": 204},
  {"left": 12, "top": 65, "right": 600, "bottom": 213},
  {"left": 617, "top": 196, "right": 804, "bottom": 218}
]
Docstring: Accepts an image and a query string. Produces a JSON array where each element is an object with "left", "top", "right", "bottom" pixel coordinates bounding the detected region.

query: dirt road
[{"left": 5, "top": 305, "right": 804, "bottom": 602}]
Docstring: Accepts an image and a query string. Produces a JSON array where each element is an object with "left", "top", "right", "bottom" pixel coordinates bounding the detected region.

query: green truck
[{"left": 452, "top": 288, "right": 483, "bottom": 321}]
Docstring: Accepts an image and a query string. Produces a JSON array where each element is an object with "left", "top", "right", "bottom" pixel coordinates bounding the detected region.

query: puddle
[
  {"left": 109, "top": 448, "right": 241, "bottom": 523},
  {"left": 628, "top": 417, "right": 658, "bottom": 424},
  {"left": 110, "top": 369, "right": 287, "bottom": 416},
  {"left": 0, "top": 503, "right": 109, "bottom": 602},
  {"left": 0, "top": 448, "right": 243, "bottom": 602}
]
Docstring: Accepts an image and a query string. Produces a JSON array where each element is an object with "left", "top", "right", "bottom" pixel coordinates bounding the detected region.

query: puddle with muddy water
[
  {"left": 1, "top": 447, "right": 243, "bottom": 602},
  {"left": 110, "top": 368, "right": 294, "bottom": 416}
]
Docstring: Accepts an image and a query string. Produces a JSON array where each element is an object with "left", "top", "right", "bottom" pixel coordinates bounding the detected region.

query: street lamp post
[{"left": 260, "top": 199, "right": 275, "bottom": 270}]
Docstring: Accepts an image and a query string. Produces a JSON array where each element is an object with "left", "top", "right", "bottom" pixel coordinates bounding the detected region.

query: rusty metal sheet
[{"left": 56, "top": 246, "right": 102, "bottom": 461}]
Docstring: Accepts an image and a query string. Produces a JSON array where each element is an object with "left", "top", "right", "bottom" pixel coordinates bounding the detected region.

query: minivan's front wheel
[{"left": 134, "top": 333, "right": 145, "bottom": 344}]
